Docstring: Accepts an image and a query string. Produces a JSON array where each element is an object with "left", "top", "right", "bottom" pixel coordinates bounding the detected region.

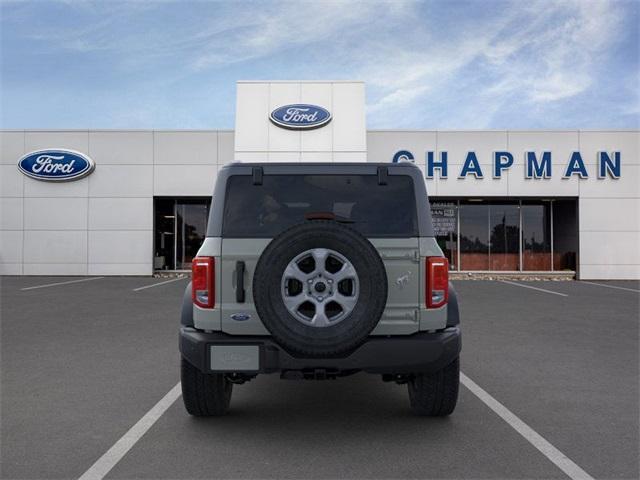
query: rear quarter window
[{"left": 222, "top": 174, "right": 418, "bottom": 238}]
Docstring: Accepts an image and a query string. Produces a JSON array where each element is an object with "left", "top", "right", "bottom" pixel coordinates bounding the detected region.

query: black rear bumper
[{"left": 180, "top": 327, "right": 461, "bottom": 375}]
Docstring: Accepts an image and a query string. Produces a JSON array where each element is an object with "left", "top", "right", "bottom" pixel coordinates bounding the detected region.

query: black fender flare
[
  {"left": 447, "top": 282, "right": 460, "bottom": 327},
  {"left": 181, "top": 281, "right": 194, "bottom": 327}
]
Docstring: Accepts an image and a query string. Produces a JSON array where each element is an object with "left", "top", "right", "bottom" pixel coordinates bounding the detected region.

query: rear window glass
[{"left": 222, "top": 174, "right": 418, "bottom": 237}]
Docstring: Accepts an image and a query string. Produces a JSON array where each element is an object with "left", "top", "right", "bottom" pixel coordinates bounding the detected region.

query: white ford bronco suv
[{"left": 180, "top": 163, "right": 461, "bottom": 416}]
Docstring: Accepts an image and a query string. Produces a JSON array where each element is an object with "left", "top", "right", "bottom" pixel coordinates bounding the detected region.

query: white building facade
[{"left": 1, "top": 81, "right": 638, "bottom": 279}]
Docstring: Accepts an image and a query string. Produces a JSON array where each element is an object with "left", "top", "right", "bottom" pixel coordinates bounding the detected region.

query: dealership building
[{"left": 1, "top": 81, "right": 638, "bottom": 279}]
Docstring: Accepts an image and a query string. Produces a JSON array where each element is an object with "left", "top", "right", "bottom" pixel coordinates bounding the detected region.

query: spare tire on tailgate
[{"left": 252, "top": 220, "right": 388, "bottom": 357}]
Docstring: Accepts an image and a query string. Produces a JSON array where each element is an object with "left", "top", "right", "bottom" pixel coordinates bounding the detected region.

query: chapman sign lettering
[
  {"left": 392, "top": 150, "right": 621, "bottom": 179},
  {"left": 17, "top": 149, "right": 95, "bottom": 182}
]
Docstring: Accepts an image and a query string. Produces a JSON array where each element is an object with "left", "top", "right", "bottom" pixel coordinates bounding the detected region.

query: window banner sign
[{"left": 430, "top": 203, "right": 457, "bottom": 236}]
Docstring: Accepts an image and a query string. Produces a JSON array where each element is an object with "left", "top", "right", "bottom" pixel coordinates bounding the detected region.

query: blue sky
[{"left": 1, "top": 0, "right": 638, "bottom": 129}]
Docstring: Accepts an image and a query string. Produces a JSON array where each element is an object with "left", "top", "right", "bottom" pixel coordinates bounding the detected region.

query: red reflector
[
  {"left": 426, "top": 257, "right": 449, "bottom": 308},
  {"left": 192, "top": 257, "right": 215, "bottom": 308}
]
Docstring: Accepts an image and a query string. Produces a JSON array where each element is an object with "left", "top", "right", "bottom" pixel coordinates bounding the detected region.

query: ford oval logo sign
[
  {"left": 270, "top": 104, "right": 331, "bottom": 130},
  {"left": 17, "top": 149, "right": 95, "bottom": 182}
]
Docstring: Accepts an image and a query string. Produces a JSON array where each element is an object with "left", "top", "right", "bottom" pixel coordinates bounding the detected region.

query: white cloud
[
  {"left": 189, "top": 1, "right": 415, "bottom": 71},
  {"left": 363, "top": 0, "right": 627, "bottom": 126},
  {"left": 4, "top": 0, "right": 635, "bottom": 128}
]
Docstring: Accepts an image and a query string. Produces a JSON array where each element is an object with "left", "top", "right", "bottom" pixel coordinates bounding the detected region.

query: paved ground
[{"left": 1, "top": 276, "right": 638, "bottom": 479}]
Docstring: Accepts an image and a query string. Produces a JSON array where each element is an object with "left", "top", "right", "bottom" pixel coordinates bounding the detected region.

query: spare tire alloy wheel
[
  {"left": 281, "top": 248, "right": 359, "bottom": 327},
  {"left": 253, "top": 221, "right": 388, "bottom": 357}
]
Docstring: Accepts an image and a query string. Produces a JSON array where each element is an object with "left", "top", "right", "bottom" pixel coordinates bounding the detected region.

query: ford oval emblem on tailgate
[{"left": 230, "top": 313, "right": 251, "bottom": 321}]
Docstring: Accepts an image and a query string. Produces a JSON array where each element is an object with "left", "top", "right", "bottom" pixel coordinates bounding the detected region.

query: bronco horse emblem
[{"left": 396, "top": 271, "right": 412, "bottom": 289}]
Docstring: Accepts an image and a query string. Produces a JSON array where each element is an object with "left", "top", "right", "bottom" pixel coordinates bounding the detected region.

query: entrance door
[
  {"left": 154, "top": 198, "right": 211, "bottom": 270},
  {"left": 176, "top": 201, "right": 210, "bottom": 270},
  {"left": 154, "top": 199, "right": 176, "bottom": 270}
]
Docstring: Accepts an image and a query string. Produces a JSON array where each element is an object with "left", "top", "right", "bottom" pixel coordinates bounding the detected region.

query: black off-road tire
[
  {"left": 181, "top": 357, "right": 233, "bottom": 416},
  {"left": 408, "top": 357, "right": 460, "bottom": 416},
  {"left": 253, "top": 220, "right": 388, "bottom": 357}
]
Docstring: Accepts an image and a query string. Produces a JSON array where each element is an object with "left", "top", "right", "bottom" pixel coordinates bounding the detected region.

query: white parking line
[
  {"left": 461, "top": 372, "right": 594, "bottom": 480},
  {"left": 78, "top": 375, "right": 596, "bottom": 480},
  {"left": 21, "top": 277, "right": 104, "bottom": 291},
  {"left": 78, "top": 382, "right": 182, "bottom": 480},
  {"left": 580, "top": 281, "right": 640, "bottom": 293},
  {"left": 499, "top": 280, "right": 568, "bottom": 297},
  {"left": 133, "top": 277, "right": 186, "bottom": 292}
]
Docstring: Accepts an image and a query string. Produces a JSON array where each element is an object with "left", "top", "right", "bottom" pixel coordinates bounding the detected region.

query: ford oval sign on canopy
[
  {"left": 270, "top": 104, "right": 331, "bottom": 130},
  {"left": 17, "top": 149, "right": 95, "bottom": 182}
]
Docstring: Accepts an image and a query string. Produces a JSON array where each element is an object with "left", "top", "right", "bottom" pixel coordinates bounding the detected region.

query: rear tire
[
  {"left": 181, "top": 357, "right": 233, "bottom": 416},
  {"left": 408, "top": 357, "right": 459, "bottom": 416}
]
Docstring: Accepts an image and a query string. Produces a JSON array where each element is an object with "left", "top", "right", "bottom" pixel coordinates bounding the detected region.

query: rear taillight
[
  {"left": 192, "top": 257, "right": 215, "bottom": 308},
  {"left": 426, "top": 257, "right": 448, "bottom": 308}
]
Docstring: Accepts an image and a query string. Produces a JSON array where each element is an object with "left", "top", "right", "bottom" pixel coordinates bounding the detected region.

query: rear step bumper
[{"left": 180, "top": 326, "right": 461, "bottom": 375}]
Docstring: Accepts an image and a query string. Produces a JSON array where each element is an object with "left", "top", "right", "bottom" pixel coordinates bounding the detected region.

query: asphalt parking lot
[{"left": 1, "top": 276, "right": 638, "bottom": 479}]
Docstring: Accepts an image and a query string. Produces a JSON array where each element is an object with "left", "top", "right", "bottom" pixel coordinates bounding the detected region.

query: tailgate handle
[
  {"left": 380, "top": 251, "right": 420, "bottom": 262},
  {"left": 235, "top": 261, "right": 245, "bottom": 303}
]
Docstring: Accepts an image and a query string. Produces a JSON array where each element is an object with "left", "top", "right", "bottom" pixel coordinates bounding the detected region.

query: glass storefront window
[
  {"left": 460, "top": 201, "right": 489, "bottom": 270},
  {"left": 431, "top": 201, "right": 458, "bottom": 270},
  {"left": 489, "top": 202, "right": 520, "bottom": 270},
  {"left": 458, "top": 201, "right": 520, "bottom": 271},
  {"left": 522, "top": 201, "right": 552, "bottom": 271},
  {"left": 155, "top": 196, "right": 577, "bottom": 273}
]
